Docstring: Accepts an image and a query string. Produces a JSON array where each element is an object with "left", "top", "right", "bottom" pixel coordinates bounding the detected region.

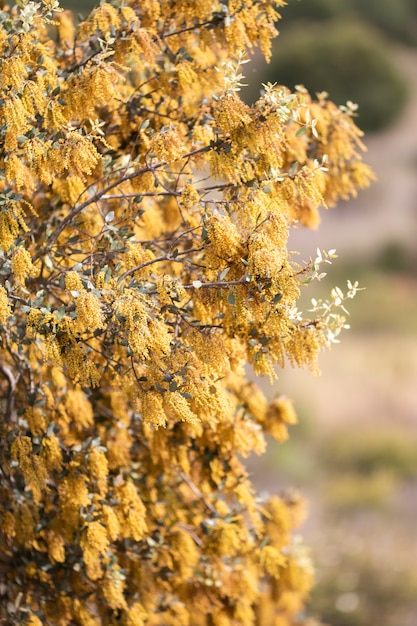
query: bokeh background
[{"left": 61, "top": 1, "right": 417, "bottom": 623}]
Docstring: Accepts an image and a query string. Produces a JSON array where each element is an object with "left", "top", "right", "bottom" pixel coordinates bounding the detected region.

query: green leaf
[
  {"left": 289, "top": 161, "right": 299, "bottom": 176},
  {"left": 295, "top": 126, "right": 307, "bottom": 137},
  {"left": 104, "top": 266, "right": 112, "bottom": 283},
  {"left": 219, "top": 267, "right": 230, "bottom": 281}
]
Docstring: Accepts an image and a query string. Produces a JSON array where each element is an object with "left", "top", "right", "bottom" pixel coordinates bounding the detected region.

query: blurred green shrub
[
  {"left": 376, "top": 241, "right": 416, "bottom": 274},
  {"left": 349, "top": 0, "right": 417, "bottom": 46},
  {"left": 323, "top": 471, "right": 396, "bottom": 511},
  {"left": 281, "top": 0, "right": 350, "bottom": 22},
  {"left": 258, "top": 19, "right": 409, "bottom": 132},
  {"left": 60, "top": 0, "right": 96, "bottom": 14},
  {"left": 319, "top": 427, "right": 417, "bottom": 480},
  {"left": 282, "top": 0, "right": 417, "bottom": 45}
]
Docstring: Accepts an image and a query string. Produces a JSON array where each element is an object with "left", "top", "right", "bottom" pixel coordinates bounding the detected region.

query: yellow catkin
[
  {"left": 102, "top": 505, "right": 120, "bottom": 541},
  {"left": 102, "top": 567, "right": 127, "bottom": 610},
  {"left": 75, "top": 291, "right": 104, "bottom": 332},
  {"left": 150, "top": 127, "right": 183, "bottom": 162},
  {"left": 65, "top": 270, "right": 84, "bottom": 292},
  {"left": 123, "top": 603, "right": 148, "bottom": 626},
  {"left": 56, "top": 10, "right": 75, "bottom": 49},
  {"left": 26, "top": 616, "right": 43, "bottom": 626},
  {"left": 45, "top": 529, "right": 66, "bottom": 563},
  {"left": 260, "top": 545, "right": 286, "bottom": 578},
  {"left": 88, "top": 447, "right": 108, "bottom": 495},
  {"left": 0, "top": 286, "right": 11, "bottom": 324},
  {"left": 41, "top": 435, "right": 63, "bottom": 472},
  {"left": 265, "top": 396, "right": 298, "bottom": 442},
  {"left": 115, "top": 481, "right": 147, "bottom": 541},
  {"left": 11, "top": 248, "right": 39, "bottom": 286}
]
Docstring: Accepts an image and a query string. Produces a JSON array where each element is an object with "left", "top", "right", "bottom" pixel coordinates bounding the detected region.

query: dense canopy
[{"left": 0, "top": 1, "right": 373, "bottom": 624}]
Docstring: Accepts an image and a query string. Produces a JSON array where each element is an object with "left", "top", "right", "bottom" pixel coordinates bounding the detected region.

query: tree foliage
[{"left": 0, "top": 1, "right": 373, "bottom": 624}]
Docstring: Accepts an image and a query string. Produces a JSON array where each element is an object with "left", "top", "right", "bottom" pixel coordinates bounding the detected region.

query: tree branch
[
  {"left": 44, "top": 145, "right": 213, "bottom": 255},
  {"left": 0, "top": 363, "right": 19, "bottom": 423}
]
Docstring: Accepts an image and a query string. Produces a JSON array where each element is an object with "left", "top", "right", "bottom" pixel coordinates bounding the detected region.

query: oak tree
[{"left": 0, "top": 1, "right": 373, "bottom": 624}]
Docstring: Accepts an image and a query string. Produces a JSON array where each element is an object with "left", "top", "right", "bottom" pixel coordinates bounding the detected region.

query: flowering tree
[{"left": 0, "top": 1, "right": 373, "bottom": 624}]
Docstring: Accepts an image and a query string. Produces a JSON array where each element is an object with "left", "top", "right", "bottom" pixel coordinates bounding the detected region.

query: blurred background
[
  {"left": 61, "top": 0, "right": 417, "bottom": 623},
  {"left": 247, "top": 2, "right": 417, "bottom": 625}
]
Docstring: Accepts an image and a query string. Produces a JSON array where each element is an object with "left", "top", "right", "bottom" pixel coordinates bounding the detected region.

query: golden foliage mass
[{"left": 0, "top": 1, "right": 373, "bottom": 624}]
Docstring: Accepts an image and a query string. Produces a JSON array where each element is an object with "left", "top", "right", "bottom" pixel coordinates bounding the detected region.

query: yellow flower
[
  {"left": 26, "top": 616, "right": 43, "bottom": 626},
  {"left": 0, "top": 210, "right": 20, "bottom": 251},
  {"left": 84, "top": 520, "right": 110, "bottom": 555},
  {"left": 25, "top": 407, "right": 46, "bottom": 437},
  {"left": 78, "top": 3, "right": 121, "bottom": 40},
  {"left": 56, "top": 10, "right": 75, "bottom": 49},
  {"left": 265, "top": 396, "right": 298, "bottom": 443},
  {"left": 140, "top": 391, "right": 166, "bottom": 428},
  {"left": 166, "top": 391, "right": 200, "bottom": 424},
  {"left": 63, "top": 387, "right": 94, "bottom": 429},
  {"left": 102, "top": 505, "right": 120, "bottom": 541},
  {"left": 10, "top": 436, "right": 47, "bottom": 503},
  {"left": 11, "top": 248, "right": 39, "bottom": 286},
  {"left": 205, "top": 213, "right": 243, "bottom": 264},
  {"left": 41, "top": 435, "right": 63, "bottom": 472},
  {"left": 123, "top": 602, "right": 148, "bottom": 626},
  {"left": 151, "top": 127, "right": 183, "bottom": 163},
  {"left": 45, "top": 529, "right": 66, "bottom": 563},
  {"left": 65, "top": 270, "right": 84, "bottom": 292},
  {"left": 115, "top": 481, "right": 147, "bottom": 541},
  {"left": 260, "top": 545, "right": 286, "bottom": 578},
  {"left": 102, "top": 566, "right": 127, "bottom": 610},
  {"left": 0, "top": 286, "right": 11, "bottom": 324},
  {"left": 88, "top": 447, "right": 108, "bottom": 495}
]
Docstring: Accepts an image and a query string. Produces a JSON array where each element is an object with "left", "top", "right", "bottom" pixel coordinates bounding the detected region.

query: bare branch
[{"left": 0, "top": 363, "right": 19, "bottom": 423}]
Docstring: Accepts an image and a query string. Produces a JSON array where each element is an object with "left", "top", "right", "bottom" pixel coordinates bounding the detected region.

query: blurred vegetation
[
  {"left": 349, "top": 0, "right": 417, "bottom": 46},
  {"left": 320, "top": 427, "right": 417, "bottom": 480},
  {"left": 279, "top": 0, "right": 350, "bottom": 21},
  {"left": 252, "top": 19, "right": 409, "bottom": 132},
  {"left": 294, "top": 246, "right": 417, "bottom": 334},
  {"left": 310, "top": 539, "right": 417, "bottom": 626},
  {"left": 319, "top": 428, "right": 417, "bottom": 511},
  {"left": 60, "top": 0, "right": 95, "bottom": 14},
  {"left": 281, "top": 0, "right": 417, "bottom": 45}
]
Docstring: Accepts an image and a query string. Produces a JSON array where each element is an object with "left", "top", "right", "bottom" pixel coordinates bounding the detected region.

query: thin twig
[
  {"left": 0, "top": 363, "right": 19, "bottom": 423},
  {"left": 44, "top": 145, "right": 213, "bottom": 254},
  {"left": 183, "top": 278, "right": 250, "bottom": 290},
  {"left": 178, "top": 470, "right": 217, "bottom": 515},
  {"left": 117, "top": 247, "right": 204, "bottom": 282}
]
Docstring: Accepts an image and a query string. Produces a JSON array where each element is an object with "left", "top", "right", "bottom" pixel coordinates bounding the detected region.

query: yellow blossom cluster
[
  {"left": 0, "top": 285, "right": 11, "bottom": 324},
  {"left": 11, "top": 248, "right": 39, "bottom": 287}
]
